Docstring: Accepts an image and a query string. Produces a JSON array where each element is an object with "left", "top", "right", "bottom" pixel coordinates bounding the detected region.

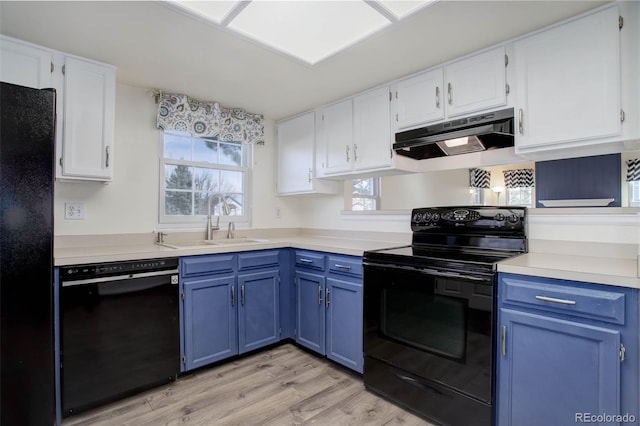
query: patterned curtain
[
  {"left": 469, "top": 168, "right": 491, "bottom": 188},
  {"left": 156, "top": 93, "right": 264, "bottom": 145},
  {"left": 626, "top": 159, "right": 640, "bottom": 182},
  {"left": 503, "top": 169, "right": 535, "bottom": 188}
]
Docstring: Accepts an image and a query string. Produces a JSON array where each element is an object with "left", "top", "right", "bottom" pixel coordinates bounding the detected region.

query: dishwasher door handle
[{"left": 61, "top": 269, "right": 179, "bottom": 286}]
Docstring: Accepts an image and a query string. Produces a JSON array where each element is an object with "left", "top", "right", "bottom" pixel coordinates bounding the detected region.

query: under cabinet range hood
[{"left": 394, "top": 108, "right": 514, "bottom": 160}]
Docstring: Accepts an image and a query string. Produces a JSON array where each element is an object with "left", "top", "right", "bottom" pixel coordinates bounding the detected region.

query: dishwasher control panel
[{"left": 61, "top": 257, "right": 179, "bottom": 280}]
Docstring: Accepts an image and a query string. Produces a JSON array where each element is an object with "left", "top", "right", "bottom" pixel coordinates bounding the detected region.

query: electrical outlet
[{"left": 65, "top": 202, "right": 85, "bottom": 220}]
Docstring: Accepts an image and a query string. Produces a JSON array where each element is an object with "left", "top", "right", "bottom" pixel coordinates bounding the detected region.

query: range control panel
[{"left": 411, "top": 206, "right": 526, "bottom": 233}]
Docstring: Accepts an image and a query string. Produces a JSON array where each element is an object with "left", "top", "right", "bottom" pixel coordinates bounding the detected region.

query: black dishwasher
[{"left": 60, "top": 258, "right": 180, "bottom": 417}]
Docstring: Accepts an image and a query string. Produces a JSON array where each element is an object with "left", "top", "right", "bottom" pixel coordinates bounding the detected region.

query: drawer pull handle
[
  {"left": 299, "top": 258, "right": 313, "bottom": 264},
  {"left": 535, "top": 295, "right": 576, "bottom": 305},
  {"left": 334, "top": 264, "right": 352, "bottom": 270}
]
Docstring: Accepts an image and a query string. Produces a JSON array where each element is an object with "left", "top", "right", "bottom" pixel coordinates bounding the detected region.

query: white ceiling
[{"left": 0, "top": 1, "right": 606, "bottom": 120}]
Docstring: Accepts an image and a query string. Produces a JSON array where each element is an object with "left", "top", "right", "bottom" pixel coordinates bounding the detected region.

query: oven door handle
[{"left": 364, "top": 261, "right": 490, "bottom": 282}]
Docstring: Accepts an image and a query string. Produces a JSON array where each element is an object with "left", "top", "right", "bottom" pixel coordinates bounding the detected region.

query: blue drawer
[
  {"left": 295, "top": 251, "right": 325, "bottom": 271},
  {"left": 500, "top": 275, "right": 626, "bottom": 325},
  {"left": 238, "top": 250, "right": 280, "bottom": 271},
  {"left": 327, "top": 255, "right": 362, "bottom": 278},
  {"left": 181, "top": 254, "right": 235, "bottom": 277}
]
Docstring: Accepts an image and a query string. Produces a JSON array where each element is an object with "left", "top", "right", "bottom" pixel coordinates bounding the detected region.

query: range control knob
[
  {"left": 432, "top": 213, "right": 440, "bottom": 222},
  {"left": 494, "top": 213, "right": 505, "bottom": 221},
  {"left": 413, "top": 212, "right": 423, "bottom": 222},
  {"left": 508, "top": 214, "right": 520, "bottom": 224}
]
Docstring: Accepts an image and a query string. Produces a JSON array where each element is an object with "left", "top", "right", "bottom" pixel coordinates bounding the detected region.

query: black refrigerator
[{"left": 0, "top": 82, "right": 56, "bottom": 425}]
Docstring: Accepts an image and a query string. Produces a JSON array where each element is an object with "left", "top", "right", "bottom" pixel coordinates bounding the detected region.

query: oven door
[{"left": 363, "top": 261, "right": 495, "bottom": 404}]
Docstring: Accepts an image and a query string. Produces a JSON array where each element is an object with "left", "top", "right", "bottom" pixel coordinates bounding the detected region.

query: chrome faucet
[
  {"left": 206, "top": 193, "right": 233, "bottom": 240},
  {"left": 206, "top": 194, "right": 222, "bottom": 240}
]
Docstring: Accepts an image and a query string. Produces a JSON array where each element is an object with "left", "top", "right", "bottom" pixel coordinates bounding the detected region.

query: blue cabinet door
[
  {"left": 183, "top": 275, "right": 238, "bottom": 370},
  {"left": 497, "top": 308, "right": 621, "bottom": 426},
  {"left": 295, "top": 270, "right": 325, "bottom": 354},
  {"left": 326, "top": 277, "right": 363, "bottom": 373},
  {"left": 237, "top": 269, "right": 280, "bottom": 354}
]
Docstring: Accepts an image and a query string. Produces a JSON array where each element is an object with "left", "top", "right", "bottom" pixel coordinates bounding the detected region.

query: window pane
[
  {"left": 165, "top": 165, "right": 193, "bottom": 189},
  {"left": 353, "top": 178, "right": 374, "bottom": 196},
  {"left": 353, "top": 197, "right": 376, "bottom": 211},
  {"left": 220, "top": 170, "right": 244, "bottom": 194},
  {"left": 219, "top": 142, "right": 243, "bottom": 166},
  {"left": 194, "top": 192, "right": 211, "bottom": 216},
  {"left": 227, "top": 194, "right": 243, "bottom": 216},
  {"left": 194, "top": 167, "right": 219, "bottom": 192},
  {"left": 164, "top": 133, "right": 191, "bottom": 160},
  {"left": 193, "top": 139, "right": 218, "bottom": 163},
  {"left": 165, "top": 190, "right": 192, "bottom": 215}
]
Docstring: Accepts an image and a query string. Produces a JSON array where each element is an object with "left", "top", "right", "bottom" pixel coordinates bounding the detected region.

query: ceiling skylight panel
[
  {"left": 227, "top": 1, "right": 392, "bottom": 64},
  {"left": 173, "top": 1, "right": 241, "bottom": 24},
  {"left": 377, "top": 0, "right": 436, "bottom": 19}
]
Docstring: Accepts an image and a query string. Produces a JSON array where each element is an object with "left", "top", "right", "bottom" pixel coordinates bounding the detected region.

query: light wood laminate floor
[{"left": 63, "top": 343, "right": 434, "bottom": 426}]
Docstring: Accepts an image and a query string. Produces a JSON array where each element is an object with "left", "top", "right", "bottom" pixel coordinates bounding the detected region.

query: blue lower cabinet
[
  {"left": 237, "top": 269, "right": 280, "bottom": 354},
  {"left": 295, "top": 270, "right": 326, "bottom": 354},
  {"left": 497, "top": 273, "right": 639, "bottom": 426},
  {"left": 326, "top": 277, "right": 363, "bottom": 373},
  {"left": 183, "top": 275, "right": 238, "bottom": 370},
  {"left": 295, "top": 251, "right": 364, "bottom": 374}
]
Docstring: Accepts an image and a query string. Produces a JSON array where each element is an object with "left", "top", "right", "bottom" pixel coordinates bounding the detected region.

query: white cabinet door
[
  {"left": 276, "top": 112, "right": 315, "bottom": 194},
  {"left": 353, "top": 86, "right": 392, "bottom": 171},
  {"left": 514, "top": 6, "right": 621, "bottom": 150},
  {"left": 394, "top": 68, "right": 444, "bottom": 130},
  {"left": 0, "top": 36, "right": 53, "bottom": 89},
  {"left": 61, "top": 56, "right": 116, "bottom": 181},
  {"left": 317, "top": 99, "right": 353, "bottom": 176},
  {"left": 444, "top": 46, "right": 507, "bottom": 118}
]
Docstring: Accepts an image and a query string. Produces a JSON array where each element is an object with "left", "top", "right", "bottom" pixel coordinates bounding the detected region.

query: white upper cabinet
[
  {"left": 514, "top": 4, "right": 631, "bottom": 155},
  {"left": 444, "top": 46, "right": 507, "bottom": 118},
  {"left": 316, "top": 99, "right": 353, "bottom": 176},
  {"left": 0, "top": 37, "right": 53, "bottom": 89},
  {"left": 276, "top": 112, "right": 340, "bottom": 195},
  {"left": 394, "top": 68, "right": 444, "bottom": 129},
  {"left": 61, "top": 56, "right": 116, "bottom": 181},
  {"left": 0, "top": 35, "right": 116, "bottom": 182},
  {"left": 393, "top": 46, "right": 508, "bottom": 131},
  {"left": 353, "top": 86, "right": 393, "bottom": 172}
]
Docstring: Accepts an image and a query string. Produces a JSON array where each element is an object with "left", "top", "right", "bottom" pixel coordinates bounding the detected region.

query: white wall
[{"left": 54, "top": 83, "right": 301, "bottom": 235}]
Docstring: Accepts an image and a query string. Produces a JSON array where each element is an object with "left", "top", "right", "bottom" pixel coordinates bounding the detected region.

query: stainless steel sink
[{"left": 158, "top": 238, "right": 269, "bottom": 249}]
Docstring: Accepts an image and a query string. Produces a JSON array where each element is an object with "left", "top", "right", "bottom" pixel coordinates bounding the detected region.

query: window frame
[
  {"left": 158, "top": 130, "right": 252, "bottom": 227},
  {"left": 351, "top": 177, "right": 381, "bottom": 211},
  {"left": 506, "top": 186, "right": 534, "bottom": 207}
]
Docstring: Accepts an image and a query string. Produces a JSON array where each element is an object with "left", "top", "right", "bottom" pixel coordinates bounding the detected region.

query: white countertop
[
  {"left": 54, "top": 235, "right": 406, "bottom": 266},
  {"left": 497, "top": 252, "right": 639, "bottom": 289}
]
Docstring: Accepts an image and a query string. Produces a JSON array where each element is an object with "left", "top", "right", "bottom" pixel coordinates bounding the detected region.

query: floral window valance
[
  {"left": 503, "top": 169, "right": 535, "bottom": 188},
  {"left": 156, "top": 93, "right": 264, "bottom": 145},
  {"left": 626, "top": 159, "right": 640, "bottom": 182},
  {"left": 469, "top": 168, "right": 491, "bottom": 189}
]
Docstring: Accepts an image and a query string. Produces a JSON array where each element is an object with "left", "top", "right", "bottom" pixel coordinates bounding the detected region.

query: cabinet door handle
[
  {"left": 105, "top": 146, "right": 111, "bottom": 168},
  {"left": 241, "top": 285, "right": 245, "bottom": 306},
  {"left": 326, "top": 287, "right": 330, "bottom": 307},
  {"left": 231, "top": 286, "right": 235, "bottom": 306},
  {"left": 353, "top": 144, "right": 358, "bottom": 162},
  {"left": 308, "top": 168, "right": 312, "bottom": 183},
  {"left": 346, "top": 145, "right": 350, "bottom": 162},
  {"left": 334, "top": 264, "right": 352, "bottom": 270},
  {"left": 447, "top": 82, "right": 452, "bottom": 105},
  {"left": 518, "top": 108, "right": 524, "bottom": 135},
  {"left": 435, "top": 86, "right": 440, "bottom": 108},
  {"left": 318, "top": 285, "right": 323, "bottom": 305},
  {"left": 535, "top": 295, "right": 576, "bottom": 305},
  {"left": 500, "top": 325, "right": 506, "bottom": 356}
]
